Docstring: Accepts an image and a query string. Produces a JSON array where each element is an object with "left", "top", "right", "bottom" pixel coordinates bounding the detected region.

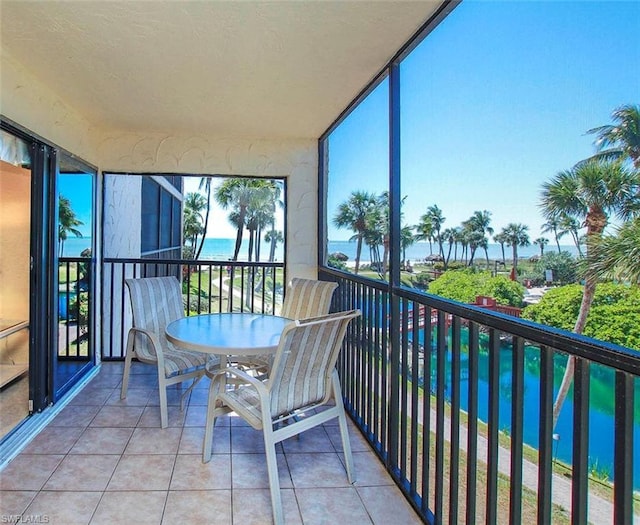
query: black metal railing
[
  {"left": 101, "top": 258, "right": 285, "bottom": 359},
  {"left": 320, "top": 267, "right": 639, "bottom": 525},
  {"left": 58, "top": 257, "right": 92, "bottom": 360}
]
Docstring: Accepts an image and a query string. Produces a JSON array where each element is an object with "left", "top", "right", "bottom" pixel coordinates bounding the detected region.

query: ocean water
[
  {"left": 61, "top": 236, "right": 578, "bottom": 263},
  {"left": 60, "top": 237, "right": 285, "bottom": 261}
]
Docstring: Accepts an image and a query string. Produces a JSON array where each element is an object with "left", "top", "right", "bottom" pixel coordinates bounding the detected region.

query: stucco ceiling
[{"left": 1, "top": 1, "right": 444, "bottom": 139}]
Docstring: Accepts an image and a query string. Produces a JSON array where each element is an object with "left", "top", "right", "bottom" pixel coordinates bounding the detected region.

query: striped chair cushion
[
  {"left": 125, "top": 276, "right": 217, "bottom": 378},
  {"left": 219, "top": 385, "right": 263, "bottom": 428},
  {"left": 221, "top": 311, "right": 359, "bottom": 425},
  {"left": 280, "top": 278, "right": 338, "bottom": 320},
  {"left": 163, "top": 347, "right": 210, "bottom": 378},
  {"left": 126, "top": 276, "right": 185, "bottom": 361}
]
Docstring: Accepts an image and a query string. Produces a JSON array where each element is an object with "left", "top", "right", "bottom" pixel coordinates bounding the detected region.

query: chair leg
[
  {"left": 158, "top": 371, "right": 169, "bottom": 429},
  {"left": 120, "top": 332, "right": 135, "bottom": 400},
  {"left": 263, "top": 423, "right": 284, "bottom": 525},
  {"left": 203, "top": 374, "right": 228, "bottom": 463},
  {"left": 203, "top": 375, "right": 219, "bottom": 463},
  {"left": 180, "top": 374, "right": 203, "bottom": 412},
  {"left": 333, "top": 373, "right": 355, "bottom": 484}
]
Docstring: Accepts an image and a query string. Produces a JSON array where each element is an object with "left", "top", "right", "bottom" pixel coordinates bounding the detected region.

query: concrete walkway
[{"left": 422, "top": 401, "right": 638, "bottom": 524}]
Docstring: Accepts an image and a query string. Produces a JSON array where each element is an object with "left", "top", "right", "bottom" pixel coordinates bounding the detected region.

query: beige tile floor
[{"left": 0, "top": 362, "right": 421, "bottom": 524}]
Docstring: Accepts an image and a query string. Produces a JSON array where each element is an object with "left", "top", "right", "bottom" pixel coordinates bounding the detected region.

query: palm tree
[
  {"left": 245, "top": 183, "right": 275, "bottom": 261},
  {"left": 333, "top": 191, "right": 377, "bottom": 274},
  {"left": 183, "top": 192, "right": 207, "bottom": 258},
  {"left": 58, "top": 195, "right": 83, "bottom": 256},
  {"left": 376, "top": 192, "right": 391, "bottom": 276},
  {"left": 533, "top": 237, "right": 549, "bottom": 256},
  {"left": 400, "top": 225, "right": 415, "bottom": 266},
  {"left": 588, "top": 216, "right": 640, "bottom": 284},
  {"left": 540, "top": 158, "right": 639, "bottom": 428},
  {"left": 541, "top": 218, "right": 562, "bottom": 253},
  {"left": 585, "top": 104, "right": 640, "bottom": 168},
  {"left": 493, "top": 232, "right": 507, "bottom": 264},
  {"left": 466, "top": 210, "right": 494, "bottom": 267},
  {"left": 183, "top": 207, "right": 204, "bottom": 254},
  {"left": 195, "top": 176, "right": 213, "bottom": 259},
  {"left": 360, "top": 192, "right": 394, "bottom": 278},
  {"left": 264, "top": 229, "right": 284, "bottom": 262},
  {"left": 463, "top": 227, "right": 485, "bottom": 266},
  {"left": 451, "top": 226, "right": 464, "bottom": 262},
  {"left": 441, "top": 227, "right": 456, "bottom": 267},
  {"left": 265, "top": 181, "right": 284, "bottom": 264},
  {"left": 414, "top": 215, "right": 434, "bottom": 256},
  {"left": 458, "top": 226, "right": 471, "bottom": 264},
  {"left": 501, "top": 223, "right": 530, "bottom": 269},
  {"left": 558, "top": 213, "right": 584, "bottom": 257},
  {"left": 419, "top": 205, "right": 446, "bottom": 259},
  {"left": 215, "top": 178, "right": 262, "bottom": 260}
]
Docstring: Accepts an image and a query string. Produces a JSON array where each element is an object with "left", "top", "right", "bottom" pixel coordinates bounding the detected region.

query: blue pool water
[{"left": 414, "top": 329, "right": 640, "bottom": 490}]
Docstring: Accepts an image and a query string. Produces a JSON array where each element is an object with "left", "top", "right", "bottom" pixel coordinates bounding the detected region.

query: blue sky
[
  {"left": 327, "top": 0, "right": 640, "bottom": 241},
  {"left": 59, "top": 174, "right": 93, "bottom": 237}
]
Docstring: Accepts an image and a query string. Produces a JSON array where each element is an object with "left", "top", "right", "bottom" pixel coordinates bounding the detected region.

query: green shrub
[
  {"left": 536, "top": 251, "right": 578, "bottom": 285},
  {"left": 327, "top": 254, "right": 348, "bottom": 271},
  {"left": 522, "top": 282, "right": 640, "bottom": 350},
  {"left": 428, "top": 269, "right": 525, "bottom": 307},
  {"left": 413, "top": 271, "right": 433, "bottom": 289}
]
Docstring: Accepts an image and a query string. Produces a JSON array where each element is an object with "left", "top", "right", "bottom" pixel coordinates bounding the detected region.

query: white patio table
[{"left": 165, "top": 312, "right": 290, "bottom": 358}]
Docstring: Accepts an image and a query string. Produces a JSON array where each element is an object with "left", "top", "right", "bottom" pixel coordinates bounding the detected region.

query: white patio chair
[
  {"left": 203, "top": 309, "right": 361, "bottom": 525},
  {"left": 280, "top": 277, "right": 338, "bottom": 319},
  {"left": 232, "top": 277, "right": 339, "bottom": 376},
  {"left": 121, "top": 276, "right": 219, "bottom": 428}
]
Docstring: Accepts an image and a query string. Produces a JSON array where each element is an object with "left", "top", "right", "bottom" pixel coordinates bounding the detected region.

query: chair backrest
[
  {"left": 267, "top": 310, "right": 360, "bottom": 419},
  {"left": 280, "top": 278, "right": 338, "bottom": 320},
  {"left": 125, "top": 276, "right": 184, "bottom": 360}
]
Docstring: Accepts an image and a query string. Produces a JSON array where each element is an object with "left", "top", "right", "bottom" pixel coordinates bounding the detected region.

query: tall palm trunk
[
  {"left": 445, "top": 243, "right": 453, "bottom": 268},
  {"left": 232, "top": 206, "right": 247, "bottom": 261},
  {"left": 268, "top": 227, "right": 278, "bottom": 262},
  {"left": 256, "top": 226, "right": 262, "bottom": 262},
  {"left": 195, "top": 181, "right": 211, "bottom": 260},
  {"left": 247, "top": 228, "right": 255, "bottom": 262},
  {"left": 552, "top": 210, "right": 605, "bottom": 428},
  {"left": 468, "top": 246, "right": 477, "bottom": 265},
  {"left": 354, "top": 235, "right": 363, "bottom": 274},
  {"left": 551, "top": 274, "right": 596, "bottom": 427},
  {"left": 382, "top": 234, "right": 389, "bottom": 276}
]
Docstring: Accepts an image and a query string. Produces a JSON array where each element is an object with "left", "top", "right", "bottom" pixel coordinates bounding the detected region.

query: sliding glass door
[
  {"left": 0, "top": 121, "right": 98, "bottom": 442},
  {"left": 54, "top": 153, "right": 97, "bottom": 401}
]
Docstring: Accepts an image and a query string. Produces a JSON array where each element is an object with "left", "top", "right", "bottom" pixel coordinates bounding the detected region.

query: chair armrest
[
  {"left": 127, "top": 326, "right": 167, "bottom": 369},
  {"left": 129, "top": 326, "right": 157, "bottom": 340},
  {"left": 225, "top": 366, "right": 269, "bottom": 397}
]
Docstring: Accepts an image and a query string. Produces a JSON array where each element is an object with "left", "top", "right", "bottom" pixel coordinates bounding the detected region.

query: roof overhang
[{"left": 1, "top": 1, "right": 444, "bottom": 139}]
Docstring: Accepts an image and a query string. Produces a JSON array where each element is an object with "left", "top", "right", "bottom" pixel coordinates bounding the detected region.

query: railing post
[
  {"left": 571, "top": 357, "right": 590, "bottom": 525},
  {"left": 614, "top": 370, "right": 633, "bottom": 525},
  {"left": 387, "top": 59, "right": 402, "bottom": 473}
]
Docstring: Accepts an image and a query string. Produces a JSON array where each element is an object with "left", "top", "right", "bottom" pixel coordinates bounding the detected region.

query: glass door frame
[
  {"left": 1, "top": 119, "right": 55, "bottom": 413},
  {"left": 53, "top": 153, "right": 98, "bottom": 401},
  {"left": 1, "top": 118, "right": 99, "bottom": 413}
]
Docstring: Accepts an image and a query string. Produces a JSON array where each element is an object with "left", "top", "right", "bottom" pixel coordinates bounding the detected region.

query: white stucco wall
[{"left": 0, "top": 49, "right": 99, "bottom": 164}]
